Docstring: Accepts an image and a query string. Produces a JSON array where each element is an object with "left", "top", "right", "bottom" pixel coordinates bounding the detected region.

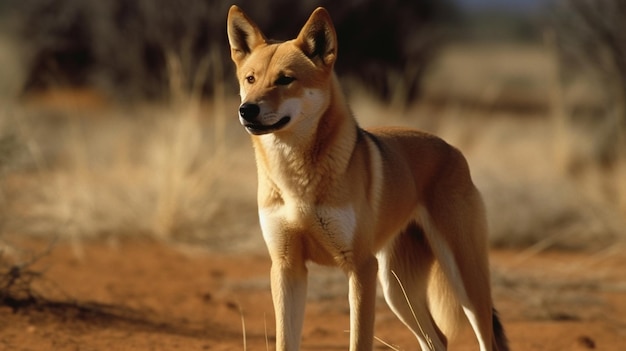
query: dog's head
[{"left": 227, "top": 6, "right": 337, "bottom": 136}]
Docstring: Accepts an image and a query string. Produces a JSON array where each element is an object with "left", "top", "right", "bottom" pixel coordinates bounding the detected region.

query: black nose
[{"left": 239, "top": 103, "right": 260, "bottom": 122}]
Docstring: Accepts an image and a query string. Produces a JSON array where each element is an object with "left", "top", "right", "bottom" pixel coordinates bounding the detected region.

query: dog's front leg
[
  {"left": 270, "top": 257, "right": 308, "bottom": 351},
  {"left": 348, "top": 255, "right": 378, "bottom": 351}
]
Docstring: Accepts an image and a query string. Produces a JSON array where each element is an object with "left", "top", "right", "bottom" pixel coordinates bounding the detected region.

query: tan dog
[{"left": 227, "top": 5, "right": 508, "bottom": 351}]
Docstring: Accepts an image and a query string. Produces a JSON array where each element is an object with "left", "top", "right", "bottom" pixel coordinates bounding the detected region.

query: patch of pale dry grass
[
  {"left": 0, "top": 95, "right": 263, "bottom": 252},
  {"left": 422, "top": 43, "right": 553, "bottom": 104}
]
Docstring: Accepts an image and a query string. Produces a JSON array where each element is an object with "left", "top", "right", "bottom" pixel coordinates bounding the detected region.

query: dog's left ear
[{"left": 295, "top": 7, "right": 337, "bottom": 68}]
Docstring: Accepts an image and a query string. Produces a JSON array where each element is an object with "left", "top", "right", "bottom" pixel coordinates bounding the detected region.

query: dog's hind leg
[
  {"left": 418, "top": 191, "right": 499, "bottom": 351},
  {"left": 377, "top": 222, "right": 448, "bottom": 351}
]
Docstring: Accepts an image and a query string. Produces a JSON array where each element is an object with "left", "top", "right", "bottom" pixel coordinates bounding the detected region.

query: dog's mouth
[{"left": 243, "top": 116, "right": 291, "bottom": 135}]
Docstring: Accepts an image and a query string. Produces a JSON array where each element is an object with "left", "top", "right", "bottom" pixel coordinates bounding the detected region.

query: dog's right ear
[
  {"left": 227, "top": 6, "right": 266, "bottom": 65},
  {"left": 295, "top": 7, "right": 337, "bottom": 68}
]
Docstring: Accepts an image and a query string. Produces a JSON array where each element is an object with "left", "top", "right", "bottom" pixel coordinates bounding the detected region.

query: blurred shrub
[{"left": 14, "top": 0, "right": 458, "bottom": 104}]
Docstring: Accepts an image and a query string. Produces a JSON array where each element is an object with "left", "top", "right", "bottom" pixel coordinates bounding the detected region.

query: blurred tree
[
  {"left": 552, "top": 0, "right": 626, "bottom": 171},
  {"left": 19, "top": 0, "right": 95, "bottom": 91}
]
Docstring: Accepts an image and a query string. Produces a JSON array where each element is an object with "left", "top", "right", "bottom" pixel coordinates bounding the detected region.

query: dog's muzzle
[{"left": 239, "top": 103, "right": 290, "bottom": 135}]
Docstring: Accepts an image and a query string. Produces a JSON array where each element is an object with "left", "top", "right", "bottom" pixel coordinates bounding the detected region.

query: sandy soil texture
[{"left": 1, "top": 238, "right": 624, "bottom": 350}]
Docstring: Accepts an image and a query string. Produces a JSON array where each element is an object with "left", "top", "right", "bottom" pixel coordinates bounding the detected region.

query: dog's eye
[
  {"left": 246, "top": 76, "right": 255, "bottom": 84},
  {"left": 275, "top": 75, "right": 295, "bottom": 86}
]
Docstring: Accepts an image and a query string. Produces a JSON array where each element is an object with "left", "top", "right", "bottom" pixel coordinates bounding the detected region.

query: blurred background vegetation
[
  {"left": 8, "top": 0, "right": 461, "bottom": 103},
  {"left": 0, "top": 0, "right": 624, "bottom": 252}
]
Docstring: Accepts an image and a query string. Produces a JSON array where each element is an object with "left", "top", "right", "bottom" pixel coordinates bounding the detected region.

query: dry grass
[
  {"left": 0, "top": 43, "right": 624, "bottom": 252},
  {"left": 0, "top": 50, "right": 262, "bottom": 252}
]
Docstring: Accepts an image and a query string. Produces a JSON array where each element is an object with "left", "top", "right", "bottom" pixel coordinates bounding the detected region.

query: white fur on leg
[
  {"left": 463, "top": 306, "right": 489, "bottom": 351},
  {"left": 271, "top": 263, "right": 307, "bottom": 351}
]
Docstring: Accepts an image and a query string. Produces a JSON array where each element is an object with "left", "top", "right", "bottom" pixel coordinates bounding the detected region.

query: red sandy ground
[{"left": 1, "top": 238, "right": 624, "bottom": 350}]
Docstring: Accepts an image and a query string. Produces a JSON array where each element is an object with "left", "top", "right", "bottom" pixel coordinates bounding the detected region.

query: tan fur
[{"left": 227, "top": 5, "right": 507, "bottom": 351}]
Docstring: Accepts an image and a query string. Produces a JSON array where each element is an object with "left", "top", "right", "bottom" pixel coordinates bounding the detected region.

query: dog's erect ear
[
  {"left": 295, "top": 7, "right": 337, "bottom": 68},
  {"left": 227, "top": 5, "right": 266, "bottom": 65}
]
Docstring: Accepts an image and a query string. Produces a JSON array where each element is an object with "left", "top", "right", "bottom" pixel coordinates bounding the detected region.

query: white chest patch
[
  {"left": 258, "top": 205, "right": 357, "bottom": 262},
  {"left": 314, "top": 205, "right": 357, "bottom": 248}
]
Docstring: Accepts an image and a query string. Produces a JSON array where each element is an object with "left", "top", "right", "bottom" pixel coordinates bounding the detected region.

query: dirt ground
[{"left": 0, "top": 238, "right": 624, "bottom": 351}]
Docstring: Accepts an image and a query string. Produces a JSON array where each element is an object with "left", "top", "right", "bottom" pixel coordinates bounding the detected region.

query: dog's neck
[{"left": 251, "top": 74, "right": 358, "bottom": 197}]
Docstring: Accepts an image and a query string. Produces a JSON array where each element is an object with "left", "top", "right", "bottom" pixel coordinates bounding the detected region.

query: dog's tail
[{"left": 492, "top": 308, "right": 509, "bottom": 351}]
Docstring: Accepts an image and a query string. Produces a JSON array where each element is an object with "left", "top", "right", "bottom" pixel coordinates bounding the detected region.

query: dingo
[{"left": 227, "top": 5, "right": 509, "bottom": 351}]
